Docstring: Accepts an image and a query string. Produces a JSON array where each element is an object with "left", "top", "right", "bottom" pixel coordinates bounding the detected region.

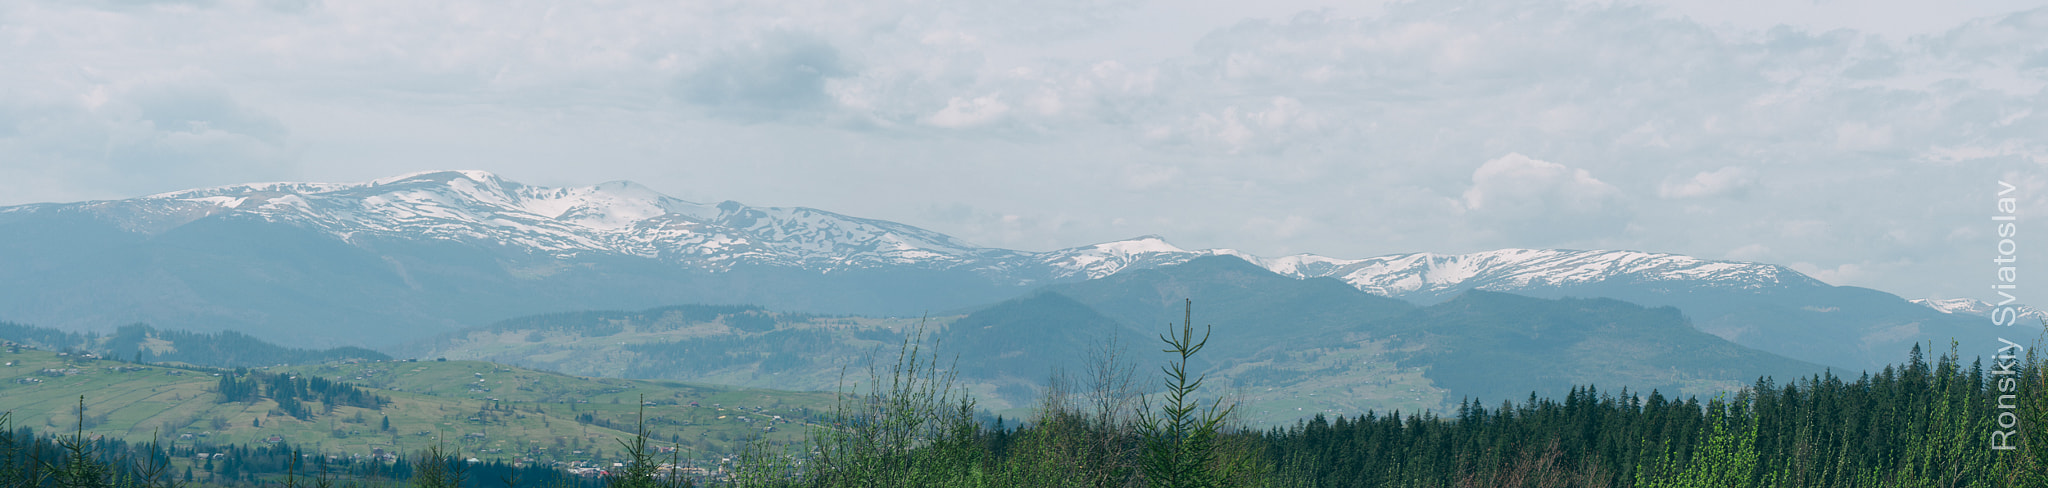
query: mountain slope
[
  {"left": 61, "top": 170, "right": 1021, "bottom": 273},
  {"left": 0, "top": 171, "right": 2026, "bottom": 372},
  {"left": 932, "top": 291, "right": 1143, "bottom": 382},
  {"left": 1054, "top": 244, "right": 2016, "bottom": 371},
  {"left": 421, "top": 258, "right": 1829, "bottom": 425},
  {"left": 1023, "top": 258, "right": 1824, "bottom": 420},
  {"left": 0, "top": 321, "right": 388, "bottom": 367},
  {"left": 1912, "top": 297, "right": 2048, "bottom": 324},
  {"left": 1041, "top": 255, "right": 1417, "bottom": 363},
  {"left": 0, "top": 172, "right": 1043, "bottom": 346},
  {"left": 1367, "top": 291, "right": 1820, "bottom": 404},
  {"left": 408, "top": 304, "right": 937, "bottom": 394}
]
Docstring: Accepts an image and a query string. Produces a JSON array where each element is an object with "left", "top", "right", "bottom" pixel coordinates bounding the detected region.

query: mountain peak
[
  {"left": 369, "top": 169, "right": 505, "bottom": 187},
  {"left": 1095, "top": 235, "right": 1186, "bottom": 253},
  {"left": 1290, "top": 248, "right": 1805, "bottom": 302},
  {"left": 1032, "top": 235, "right": 1205, "bottom": 280},
  {"left": 1910, "top": 297, "right": 2047, "bottom": 324}
]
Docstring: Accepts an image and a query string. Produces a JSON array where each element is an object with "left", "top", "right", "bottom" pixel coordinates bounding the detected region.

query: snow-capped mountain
[
  {"left": 45, "top": 170, "right": 1804, "bottom": 298},
  {"left": 0, "top": 170, "right": 1999, "bottom": 369},
  {"left": 1027, "top": 236, "right": 1807, "bottom": 303},
  {"left": 85, "top": 170, "right": 1020, "bottom": 273},
  {"left": 1910, "top": 298, "right": 2048, "bottom": 324}
]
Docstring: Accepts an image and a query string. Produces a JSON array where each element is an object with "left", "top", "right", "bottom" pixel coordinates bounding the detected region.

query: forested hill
[{"left": 0, "top": 322, "right": 388, "bottom": 367}]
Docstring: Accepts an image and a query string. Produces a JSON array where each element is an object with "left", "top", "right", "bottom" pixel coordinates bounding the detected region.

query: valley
[
  {"left": 0, "top": 344, "right": 835, "bottom": 470},
  {"left": 0, "top": 171, "right": 2040, "bottom": 486}
]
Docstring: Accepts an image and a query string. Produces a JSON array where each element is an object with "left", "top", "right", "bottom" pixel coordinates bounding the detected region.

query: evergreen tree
[{"left": 1136, "top": 300, "right": 1236, "bottom": 488}]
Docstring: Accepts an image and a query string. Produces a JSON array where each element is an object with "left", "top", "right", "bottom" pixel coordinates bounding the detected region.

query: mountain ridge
[
  {"left": 0, "top": 170, "right": 2022, "bottom": 371},
  {"left": 414, "top": 257, "right": 1828, "bottom": 425},
  {"left": 12, "top": 170, "right": 1814, "bottom": 295}
]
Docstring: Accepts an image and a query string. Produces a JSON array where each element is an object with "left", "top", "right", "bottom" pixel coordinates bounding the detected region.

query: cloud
[
  {"left": 122, "top": 82, "right": 289, "bottom": 142},
  {"left": 916, "top": 201, "right": 1082, "bottom": 251},
  {"left": 679, "top": 30, "right": 852, "bottom": 120},
  {"left": 0, "top": 76, "right": 297, "bottom": 201},
  {"left": 1462, "top": 153, "right": 1622, "bottom": 212},
  {"left": 925, "top": 95, "right": 1011, "bottom": 128},
  {"left": 1458, "top": 153, "right": 1629, "bottom": 246},
  {"left": 1659, "top": 167, "right": 1758, "bottom": 199},
  {"left": 1167, "top": 96, "right": 1325, "bottom": 154},
  {"left": 1242, "top": 214, "right": 1312, "bottom": 241},
  {"left": 1788, "top": 258, "right": 1917, "bottom": 287},
  {"left": 1724, "top": 243, "right": 1773, "bottom": 262}
]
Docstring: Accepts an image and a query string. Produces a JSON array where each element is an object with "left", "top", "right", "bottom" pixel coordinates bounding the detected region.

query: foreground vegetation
[
  {"left": 714, "top": 331, "right": 2048, "bottom": 487},
  {"left": 6, "top": 312, "right": 2048, "bottom": 486}
]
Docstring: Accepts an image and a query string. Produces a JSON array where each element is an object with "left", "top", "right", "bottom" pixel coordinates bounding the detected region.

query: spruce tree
[{"left": 1137, "top": 300, "right": 1234, "bottom": 488}]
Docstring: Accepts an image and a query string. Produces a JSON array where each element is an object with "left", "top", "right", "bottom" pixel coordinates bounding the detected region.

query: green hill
[
  {"left": 414, "top": 258, "right": 1829, "bottom": 427},
  {"left": 0, "top": 321, "right": 389, "bottom": 368},
  {"left": 406, "top": 304, "right": 941, "bottom": 405},
  {"left": 0, "top": 344, "right": 836, "bottom": 470}
]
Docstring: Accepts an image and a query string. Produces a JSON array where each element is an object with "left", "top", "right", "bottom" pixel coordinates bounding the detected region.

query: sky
[{"left": 2, "top": 0, "right": 2047, "bottom": 304}]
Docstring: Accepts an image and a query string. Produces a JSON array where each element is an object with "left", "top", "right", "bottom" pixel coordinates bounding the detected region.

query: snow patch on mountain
[
  {"left": 1911, "top": 298, "right": 2048, "bottom": 324},
  {"left": 23, "top": 170, "right": 1825, "bottom": 293},
  {"left": 1303, "top": 249, "right": 1808, "bottom": 298}
]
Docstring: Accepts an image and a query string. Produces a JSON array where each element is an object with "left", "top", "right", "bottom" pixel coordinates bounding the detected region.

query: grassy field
[
  {"left": 419, "top": 310, "right": 1471, "bottom": 426},
  {"left": 422, "top": 313, "right": 947, "bottom": 394},
  {"left": 1209, "top": 338, "right": 1451, "bottom": 425},
  {"left": 0, "top": 345, "right": 839, "bottom": 469}
]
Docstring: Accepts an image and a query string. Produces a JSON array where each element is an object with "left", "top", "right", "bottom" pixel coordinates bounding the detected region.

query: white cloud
[
  {"left": 1788, "top": 258, "right": 1915, "bottom": 287},
  {"left": 1462, "top": 153, "right": 1622, "bottom": 212},
  {"left": 1458, "top": 153, "right": 1630, "bottom": 246},
  {"left": 925, "top": 95, "right": 1011, "bottom": 128},
  {"left": 1659, "top": 167, "right": 1757, "bottom": 199},
  {"left": 1170, "top": 97, "right": 1325, "bottom": 154},
  {"left": 1724, "top": 243, "right": 1772, "bottom": 262}
]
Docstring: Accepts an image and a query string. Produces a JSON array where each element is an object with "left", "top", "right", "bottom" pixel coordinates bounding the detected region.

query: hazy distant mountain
[
  {"left": 421, "top": 256, "right": 1825, "bottom": 424},
  {"left": 0, "top": 171, "right": 1051, "bottom": 346},
  {"left": 1028, "top": 255, "right": 1416, "bottom": 363},
  {"left": 1032, "top": 243, "right": 2019, "bottom": 371},
  {"left": 0, "top": 170, "right": 2023, "bottom": 370},
  {"left": 967, "top": 257, "right": 1823, "bottom": 417},
  {"left": 1910, "top": 297, "right": 2048, "bottom": 324},
  {"left": 0, "top": 321, "right": 387, "bottom": 367},
  {"left": 0, "top": 170, "right": 1808, "bottom": 292}
]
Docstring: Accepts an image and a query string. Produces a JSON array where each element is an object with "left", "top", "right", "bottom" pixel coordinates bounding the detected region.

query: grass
[
  {"left": 1207, "top": 339, "right": 1450, "bottom": 425},
  {"left": 0, "top": 346, "right": 837, "bottom": 470},
  {"left": 424, "top": 312, "right": 1467, "bottom": 426},
  {"left": 426, "top": 314, "right": 947, "bottom": 394}
]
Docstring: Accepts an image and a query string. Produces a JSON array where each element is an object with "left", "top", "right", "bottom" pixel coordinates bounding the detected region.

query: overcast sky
[{"left": 3, "top": 0, "right": 2046, "bottom": 304}]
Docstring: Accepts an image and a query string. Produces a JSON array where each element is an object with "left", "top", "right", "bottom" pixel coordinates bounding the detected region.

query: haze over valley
[{"left": 1, "top": 171, "right": 2033, "bottom": 426}]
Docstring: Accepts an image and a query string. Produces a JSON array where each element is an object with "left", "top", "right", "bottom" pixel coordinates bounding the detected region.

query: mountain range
[
  {"left": 0, "top": 170, "right": 2031, "bottom": 371},
  {"left": 414, "top": 256, "right": 1828, "bottom": 425}
]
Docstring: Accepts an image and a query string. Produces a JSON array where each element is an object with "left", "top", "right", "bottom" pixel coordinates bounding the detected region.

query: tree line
[
  {"left": 0, "top": 321, "right": 389, "bottom": 368},
  {"left": 8, "top": 302, "right": 2048, "bottom": 487},
  {"left": 215, "top": 370, "right": 391, "bottom": 420},
  {"left": 0, "top": 405, "right": 589, "bottom": 487},
  {"left": 717, "top": 316, "right": 2048, "bottom": 487}
]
